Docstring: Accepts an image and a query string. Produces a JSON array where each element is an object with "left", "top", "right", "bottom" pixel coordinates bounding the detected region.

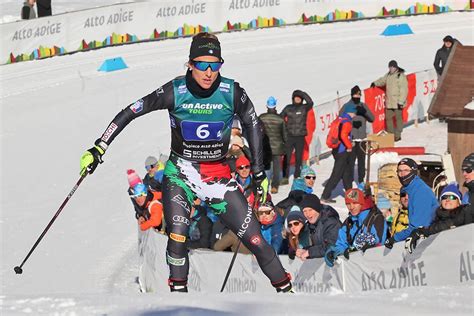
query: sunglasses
[
  {"left": 145, "top": 164, "right": 156, "bottom": 171},
  {"left": 441, "top": 194, "right": 458, "bottom": 201},
  {"left": 192, "top": 60, "right": 223, "bottom": 72},
  {"left": 462, "top": 167, "right": 472, "bottom": 173},
  {"left": 238, "top": 165, "right": 250, "bottom": 170},
  {"left": 305, "top": 176, "right": 316, "bottom": 180},
  {"left": 288, "top": 221, "right": 301, "bottom": 228},
  {"left": 257, "top": 209, "right": 273, "bottom": 215}
]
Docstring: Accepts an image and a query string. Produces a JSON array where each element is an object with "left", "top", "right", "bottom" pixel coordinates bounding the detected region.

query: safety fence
[
  {"left": 137, "top": 223, "right": 474, "bottom": 293},
  {"left": 2, "top": 0, "right": 471, "bottom": 64}
]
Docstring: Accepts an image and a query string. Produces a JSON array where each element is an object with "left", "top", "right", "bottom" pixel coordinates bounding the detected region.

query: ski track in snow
[{"left": 1, "top": 8, "right": 473, "bottom": 315}]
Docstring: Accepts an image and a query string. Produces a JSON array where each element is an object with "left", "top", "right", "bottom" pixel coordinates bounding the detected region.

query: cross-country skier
[{"left": 79, "top": 32, "right": 293, "bottom": 293}]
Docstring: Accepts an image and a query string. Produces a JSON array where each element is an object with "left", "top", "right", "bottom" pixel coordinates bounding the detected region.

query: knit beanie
[
  {"left": 287, "top": 206, "right": 307, "bottom": 224},
  {"left": 235, "top": 155, "right": 250, "bottom": 168},
  {"left": 351, "top": 85, "right": 362, "bottom": 96},
  {"left": 299, "top": 194, "right": 323, "bottom": 212},
  {"left": 398, "top": 158, "right": 418, "bottom": 170},
  {"left": 345, "top": 188, "right": 365, "bottom": 205},
  {"left": 189, "top": 33, "right": 222, "bottom": 61},
  {"left": 462, "top": 152, "right": 474, "bottom": 172},
  {"left": 127, "top": 169, "right": 142, "bottom": 188},
  {"left": 300, "top": 165, "right": 316, "bottom": 178},
  {"left": 440, "top": 182, "right": 462, "bottom": 201}
]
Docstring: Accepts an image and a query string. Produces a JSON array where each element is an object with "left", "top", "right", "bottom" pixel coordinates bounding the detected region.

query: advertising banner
[
  {"left": 1, "top": 0, "right": 468, "bottom": 64},
  {"left": 138, "top": 224, "right": 474, "bottom": 294}
]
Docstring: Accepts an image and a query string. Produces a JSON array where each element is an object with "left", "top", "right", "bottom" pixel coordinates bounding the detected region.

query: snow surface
[{"left": 1, "top": 9, "right": 474, "bottom": 315}]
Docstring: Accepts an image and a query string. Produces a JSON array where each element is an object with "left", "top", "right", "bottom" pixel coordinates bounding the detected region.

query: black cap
[
  {"left": 298, "top": 194, "right": 323, "bottom": 212},
  {"left": 388, "top": 60, "right": 398, "bottom": 68},
  {"left": 398, "top": 157, "right": 418, "bottom": 170},
  {"left": 351, "top": 85, "right": 361, "bottom": 96},
  {"left": 443, "top": 35, "right": 454, "bottom": 43},
  {"left": 189, "top": 33, "right": 222, "bottom": 61},
  {"left": 462, "top": 153, "right": 474, "bottom": 171}
]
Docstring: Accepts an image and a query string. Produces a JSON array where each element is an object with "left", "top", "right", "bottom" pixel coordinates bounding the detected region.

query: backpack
[{"left": 326, "top": 117, "right": 344, "bottom": 149}]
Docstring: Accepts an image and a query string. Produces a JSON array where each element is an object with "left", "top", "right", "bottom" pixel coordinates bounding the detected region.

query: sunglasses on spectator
[
  {"left": 462, "top": 167, "right": 472, "bottom": 173},
  {"left": 288, "top": 221, "right": 301, "bottom": 228},
  {"left": 145, "top": 164, "right": 156, "bottom": 171},
  {"left": 305, "top": 176, "right": 316, "bottom": 180},
  {"left": 441, "top": 195, "right": 458, "bottom": 201},
  {"left": 238, "top": 165, "right": 250, "bottom": 170},
  {"left": 257, "top": 209, "right": 273, "bottom": 215},
  {"left": 192, "top": 60, "right": 223, "bottom": 72}
]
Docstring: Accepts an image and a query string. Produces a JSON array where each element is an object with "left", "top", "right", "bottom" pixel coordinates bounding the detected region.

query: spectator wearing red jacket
[{"left": 321, "top": 106, "right": 356, "bottom": 203}]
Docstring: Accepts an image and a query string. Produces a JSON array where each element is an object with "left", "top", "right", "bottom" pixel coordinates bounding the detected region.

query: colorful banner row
[{"left": 1, "top": 0, "right": 471, "bottom": 65}]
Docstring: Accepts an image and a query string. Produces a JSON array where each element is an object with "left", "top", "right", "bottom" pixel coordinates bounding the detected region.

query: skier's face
[{"left": 190, "top": 56, "right": 221, "bottom": 90}]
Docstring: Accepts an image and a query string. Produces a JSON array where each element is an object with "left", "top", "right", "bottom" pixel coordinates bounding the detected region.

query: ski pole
[
  {"left": 220, "top": 191, "right": 261, "bottom": 292},
  {"left": 14, "top": 173, "right": 87, "bottom": 274}
]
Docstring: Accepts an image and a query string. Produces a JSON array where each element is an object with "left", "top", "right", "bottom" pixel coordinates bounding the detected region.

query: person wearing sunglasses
[
  {"left": 143, "top": 155, "right": 164, "bottom": 192},
  {"left": 127, "top": 171, "right": 163, "bottom": 232},
  {"left": 297, "top": 194, "right": 341, "bottom": 261},
  {"left": 80, "top": 32, "right": 291, "bottom": 293},
  {"left": 461, "top": 152, "right": 474, "bottom": 205},
  {"left": 300, "top": 165, "right": 316, "bottom": 192},
  {"left": 405, "top": 182, "right": 473, "bottom": 254},
  {"left": 256, "top": 201, "right": 284, "bottom": 254},
  {"left": 284, "top": 206, "right": 310, "bottom": 260},
  {"left": 384, "top": 158, "right": 438, "bottom": 250}
]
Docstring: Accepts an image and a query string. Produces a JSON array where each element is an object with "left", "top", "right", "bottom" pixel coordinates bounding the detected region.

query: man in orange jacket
[
  {"left": 130, "top": 183, "right": 164, "bottom": 231},
  {"left": 321, "top": 105, "right": 356, "bottom": 203}
]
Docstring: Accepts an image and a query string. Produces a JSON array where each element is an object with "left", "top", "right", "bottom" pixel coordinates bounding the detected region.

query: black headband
[{"left": 189, "top": 36, "right": 222, "bottom": 60}]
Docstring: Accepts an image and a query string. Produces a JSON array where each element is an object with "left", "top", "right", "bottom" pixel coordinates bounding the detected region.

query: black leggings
[{"left": 162, "top": 154, "right": 288, "bottom": 288}]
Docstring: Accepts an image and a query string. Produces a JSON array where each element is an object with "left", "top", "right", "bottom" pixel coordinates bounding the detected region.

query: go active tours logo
[{"left": 181, "top": 102, "right": 224, "bottom": 115}]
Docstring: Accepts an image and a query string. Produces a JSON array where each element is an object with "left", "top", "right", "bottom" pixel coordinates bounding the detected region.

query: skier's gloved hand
[
  {"left": 384, "top": 237, "right": 395, "bottom": 249},
  {"left": 254, "top": 171, "right": 268, "bottom": 202},
  {"left": 80, "top": 140, "right": 107, "bottom": 175},
  {"left": 405, "top": 228, "right": 428, "bottom": 254}
]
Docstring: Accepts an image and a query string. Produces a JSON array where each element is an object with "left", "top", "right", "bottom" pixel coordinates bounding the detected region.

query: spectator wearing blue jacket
[
  {"left": 256, "top": 201, "right": 284, "bottom": 254},
  {"left": 384, "top": 158, "right": 438, "bottom": 249},
  {"left": 461, "top": 153, "right": 474, "bottom": 205},
  {"left": 324, "top": 189, "right": 387, "bottom": 267}
]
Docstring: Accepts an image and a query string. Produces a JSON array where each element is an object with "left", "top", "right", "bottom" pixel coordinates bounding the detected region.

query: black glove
[
  {"left": 352, "top": 121, "right": 362, "bottom": 129},
  {"left": 405, "top": 228, "right": 428, "bottom": 254},
  {"left": 80, "top": 140, "right": 106, "bottom": 175},
  {"left": 384, "top": 237, "right": 395, "bottom": 249},
  {"left": 397, "top": 103, "right": 404, "bottom": 110},
  {"left": 343, "top": 248, "right": 350, "bottom": 260},
  {"left": 370, "top": 82, "right": 376, "bottom": 88},
  {"left": 356, "top": 106, "right": 367, "bottom": 116}
]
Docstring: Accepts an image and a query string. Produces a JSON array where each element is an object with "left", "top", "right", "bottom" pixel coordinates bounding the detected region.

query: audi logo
[{"left": 173, "top": 215, "right": 190, "bottom": 225}]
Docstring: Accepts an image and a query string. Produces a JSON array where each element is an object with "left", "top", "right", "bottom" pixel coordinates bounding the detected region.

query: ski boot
[{"left": 168, "top": 278, "right": 188, "bottom": 293}]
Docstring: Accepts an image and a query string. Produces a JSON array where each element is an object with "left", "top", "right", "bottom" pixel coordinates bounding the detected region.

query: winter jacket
[
  {"left": 187, "top": 205, "right": 213, "bottom": 249},
  {"left": 276, "top": 189, "right": 307, "bottom": 217},
  {"left": 423, "top": 204, "right": 473, "bottom": 236},
  {"left": 433, "top": 44, "right": 454, "bottom": 76},
  {"left": 336, "top": 113, "right": 353, "bottom": 153},
  {"left": 260, "top": 212, "right": 285, "bottom": 254},
  {"left": 373, "top": 69, "right": 408, "bottom": 110},
  {"left": 280, "top": 91, "right": 314, "bottom": 137},
  {"left": 391, "top": 207, "right": 409, "bottom": 235},
  {"left": 288, "top": 226, "right": 311, "bottom": 260},
  {"left": 143, "top": 172, "right": 163, "bottom": 192},
  {"left": 334, "top": 208, "right": 387, "bottom": 254},
  {"left": 339, "top": 101, "right": 374, "bottom": 140},
  {"left": 259, "top": 109, "right": 287, "bottom": 155},
  {"left": 462, "top": 181, "right": 473, "bottom": 205},
  {"left": 305, "top": 205, "right": 342, "bottom": 258},
  {"left": 393, "top": 176, "right": 438, "bottom": 241},
  {"left": 135, "top": 191, "right": 163, "bottom": 231}
]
